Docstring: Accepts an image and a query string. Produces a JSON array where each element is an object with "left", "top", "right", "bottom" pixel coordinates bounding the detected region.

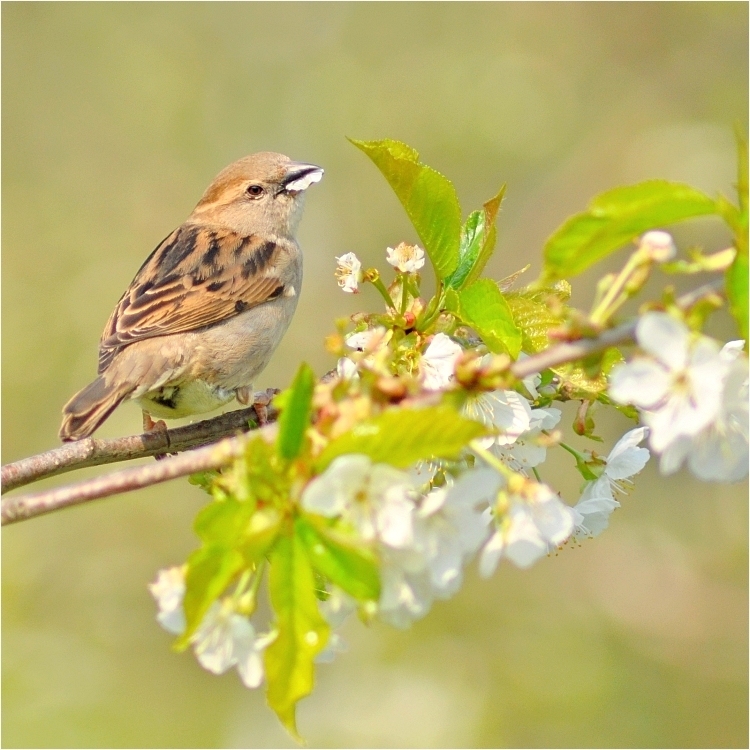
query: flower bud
[{"left": 637, "top": 231, "right": 677, "bottom": 263}]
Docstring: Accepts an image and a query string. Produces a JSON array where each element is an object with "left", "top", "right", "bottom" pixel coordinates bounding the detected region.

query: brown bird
[{"left": 59, "top": 152, "right": 323, "bottom": 442}]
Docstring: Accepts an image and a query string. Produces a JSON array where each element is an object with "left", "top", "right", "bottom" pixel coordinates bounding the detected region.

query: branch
[
  {"left": 1, "top": 279, "right": 725, "bottom": 526},
  {"left": 1, "top": 394, "right": 278, "bottom": 494},
  {"left": 2, "top": 425, "right": 277, "bottom": 526}
]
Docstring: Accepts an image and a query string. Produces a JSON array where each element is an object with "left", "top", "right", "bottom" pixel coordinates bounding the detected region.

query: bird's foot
[
  {"left": 247, "top": 387, "right": 280, "bottom": 426},
  {"left": 142, "top": 411, "right": 170, "bottom": 460}
]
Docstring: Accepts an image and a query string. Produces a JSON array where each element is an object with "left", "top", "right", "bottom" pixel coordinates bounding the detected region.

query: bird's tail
[{"left": 59, "top": 376, "right": 132, "bottom": 442}]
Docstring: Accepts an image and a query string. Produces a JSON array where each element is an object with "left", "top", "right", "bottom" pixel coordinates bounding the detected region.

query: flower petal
[{"left": 636, "top": 312, "right": 689, "bottom": 370}]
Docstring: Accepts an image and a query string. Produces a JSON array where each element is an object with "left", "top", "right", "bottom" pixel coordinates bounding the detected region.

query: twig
[
  {"left": 1, "top": 395, "right": 278, "bottom": 494},
  {"left": 1, "top": 279, "right": 725, "bottom": 526},
  {"left": 1, "top": 425, "right": 276, "bottom": 526}
]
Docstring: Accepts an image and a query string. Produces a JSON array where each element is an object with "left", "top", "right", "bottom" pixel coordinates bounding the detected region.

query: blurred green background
[{"left": 2, "top": 3, "right": 748, "bottom": 747}]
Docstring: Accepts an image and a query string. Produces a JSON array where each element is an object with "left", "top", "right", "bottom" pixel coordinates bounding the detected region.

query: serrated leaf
[
  {"left": 316, "top": 405, "right": 487, "bottom": 471},
  {"left": 349, "top": 138, "right": 461, "bottom": 279},
  {"left": 297, "top": 517, "right": 381, "bottom": 602},
  {"left": 177, "top": 545, "right": 244, "bottom": 649},
  {"left": 446, "top": 185, "right": 506, "bottom": 289},
  {"left": 277, "top": 363, "right": 315, "bottom": 460},
  {"left": 265, "top": 532, "right": 330, "bottom": 739},
  {"left": 443, "top": 287, "right": 460, "bottom": 314},
  {"left": 542, "top": 180, "right": 718, "bottom": 281},
  {"left": 553, "top": 348, "right": 624, "bottom": 398},
  {"left": 506, "top": 294, "right": 561, "bottom": 354},
  {"left": 457, "top": 279, "right": 522, "bottom": 357}
]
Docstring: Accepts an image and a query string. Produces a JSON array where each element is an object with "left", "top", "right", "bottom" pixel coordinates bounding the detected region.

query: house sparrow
[{"left": 59, "top": 152, "right": 323, "bottom": 442}]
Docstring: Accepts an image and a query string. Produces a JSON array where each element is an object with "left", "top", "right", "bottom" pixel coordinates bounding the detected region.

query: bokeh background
[{"left": 3, "top": 3, "right": 748, "bottom": 747}]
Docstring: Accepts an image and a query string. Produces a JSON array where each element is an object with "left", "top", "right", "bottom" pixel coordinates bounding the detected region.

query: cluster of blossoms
[{"left": 152, "top": 234, "right": 746, "bottom": 696}]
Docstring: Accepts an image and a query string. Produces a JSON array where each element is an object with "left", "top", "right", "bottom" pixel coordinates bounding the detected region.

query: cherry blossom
[
  {"left": 386, "top": 242, "right": 426, "bottom": 273},
  {"left": 572, "top": 427, "right": 650, "bottom": 540},
  {"left": 301, "top": 454, "right": 416, "bottom": 548},
  {"left": 420, "top": 333, "right": 463, "bottom": 391},
  {"left": 335, "top": 252, "right": 362, "bottom": 293},
  {"left": 609, "top": 313, "right": 727, "bottom": 452},
  {"left": 479, "top": 481, "right": 575, "bottom": 574}
]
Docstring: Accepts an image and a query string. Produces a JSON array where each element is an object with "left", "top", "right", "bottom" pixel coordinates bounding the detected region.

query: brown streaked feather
[{"left": 98, "top": 224, "right": 287, "bottom": 373}]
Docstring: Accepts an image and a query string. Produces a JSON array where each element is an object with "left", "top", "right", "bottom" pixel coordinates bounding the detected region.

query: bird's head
[{"left": 190, "top": 152, "right": 323, "bottom": 237}]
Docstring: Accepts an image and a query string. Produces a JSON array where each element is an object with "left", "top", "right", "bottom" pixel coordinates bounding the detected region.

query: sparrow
[{"left": 59, "top": 152, "right": 323, "bottom": 442}]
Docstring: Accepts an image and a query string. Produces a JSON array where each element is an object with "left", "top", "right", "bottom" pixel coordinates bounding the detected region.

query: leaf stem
[
  {"left": 589, "top": 252, "right": 647, "bottom": 325},
  {"left": 369, "top": 276, "right": 396, "bottom": 309},
  {"left": 558, "top": 441, "right": 587, "bottom": 462}
]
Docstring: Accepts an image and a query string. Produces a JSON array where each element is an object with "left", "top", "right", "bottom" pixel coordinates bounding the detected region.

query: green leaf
[
  {"left": 553, "top": 347, "right": 624, "bottom": 399},
  {"left": 542, "top": 180, "right": 718, "bottom": 281},
  {"left": 296, "top": 517, "right": 381, "bottom": 602},
  {"left": 506, "top": 294, "right": 561, "bottom": 354},
  {"left": 349, "top": 138, "right": 461, "bottom": 279},
  {"left": 727, "top": 128, "right": 749, "bottom": 339},
  {"left": 177, "top": 544, "right": 244, "bottom": 649},
  {"left": 316, "top": 405, "right": 487, "bottom": 471},
  {"left": 277, "top": 363, "right": 315, "bottom": 460},
  {"left": 194, "top": 497, "right": 254, "bottom": 545},
  {"left": 726, "top": 250, "right": 748, "bottom": 340},
  {"left": 457, "top": 279, "right": 522, "bottom": 357},
  {"left": 265, "top": 532, "right": 330, "bottom": 739},
  {"left": 446, "top": 185, "right": 506, "bottom": 289}
]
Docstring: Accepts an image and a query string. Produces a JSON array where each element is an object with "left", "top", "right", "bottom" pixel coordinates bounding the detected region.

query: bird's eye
[{"left": 246, "top": 184, "right": 265, "bottom": 198}]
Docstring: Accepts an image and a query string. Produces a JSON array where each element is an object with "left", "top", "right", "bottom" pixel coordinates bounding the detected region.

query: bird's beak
[{"left": 282, "top": 162, "right": 324, "bottom": 194}]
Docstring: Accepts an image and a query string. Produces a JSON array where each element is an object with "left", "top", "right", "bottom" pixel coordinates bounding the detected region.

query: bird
[{"left": 59, "top": 152, "right": 323, "bottom": 442}]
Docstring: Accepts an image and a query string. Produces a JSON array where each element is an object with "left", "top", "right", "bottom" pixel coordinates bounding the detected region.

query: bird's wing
[{"left": 98, "top": 224, "right": 290, "bottom": 373}]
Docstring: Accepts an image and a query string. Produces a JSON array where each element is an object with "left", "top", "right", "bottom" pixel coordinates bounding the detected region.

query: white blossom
[
  {"left": 414, "top": 468, "right": 500, "bottom": 595},
  {"left": 479, "top": 482, "right": 575, "bottom": 575},
  {"left": 149, "top": 567, "right": 273, "bottom": 689},
  {"left": 336, "top": 356, "right": 358, "bottom": 381},
  {"left": 301, "top": 454, "right": 416, "bottom": 548},
  {"left": 334, "top": 252, "right": 362, "bottom": 293},
  {"left": 386, "top": 242, "right": 426, "bottom": 273},
  {"left": 638, "top": 230, "right": 677, "bottom": 262},
  {"left": 464, "top": 389, "right": 532, "bottom": 449},
  {"left": 316, "top": 587, "right": 356, "bottom": 664},
  {"left": 609, "top": 313, "right": 726, "bottom": 453},
  {"left": 148, "top": 566, "right": 187, "bottom": 635},
  {"left": 421, "top": 333, "right": 463, "bottom": 391},
  {"left": 571, "top": 427, "right": 650, "bottom": 540},
  {"left": 192, "top": 601, "right": 274, "bottom": 689},
  {"left": 571, "top": 496, "right": 621, "bottom": 541},
  {"left": 378, "top": 467, "right": 501, "bottom": 627},
  {"left": 345, "top": 326, "right": 388, "bottom": 353},
  {"left": 580, "top": 427, "right": 650, "bottom": 502},
  {"left": 659, "top": 349, "right": 749, "bottom": 481},
  {"left": 378, "top": 556, "right": 435, "bottom": 629},
  {"left": 494, "top": 405, "right": 562, "bottom": 473}
]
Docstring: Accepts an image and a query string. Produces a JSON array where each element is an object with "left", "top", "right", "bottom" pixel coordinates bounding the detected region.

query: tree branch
[
  {"left": 1, "top": 433, "right": 267, "bottom": 526},
  {"left": 1, "top": 279, "right": 725, "bottom": 526},
  {"left": 1, "top": 393, "right": 278, "bottom": 494}
]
